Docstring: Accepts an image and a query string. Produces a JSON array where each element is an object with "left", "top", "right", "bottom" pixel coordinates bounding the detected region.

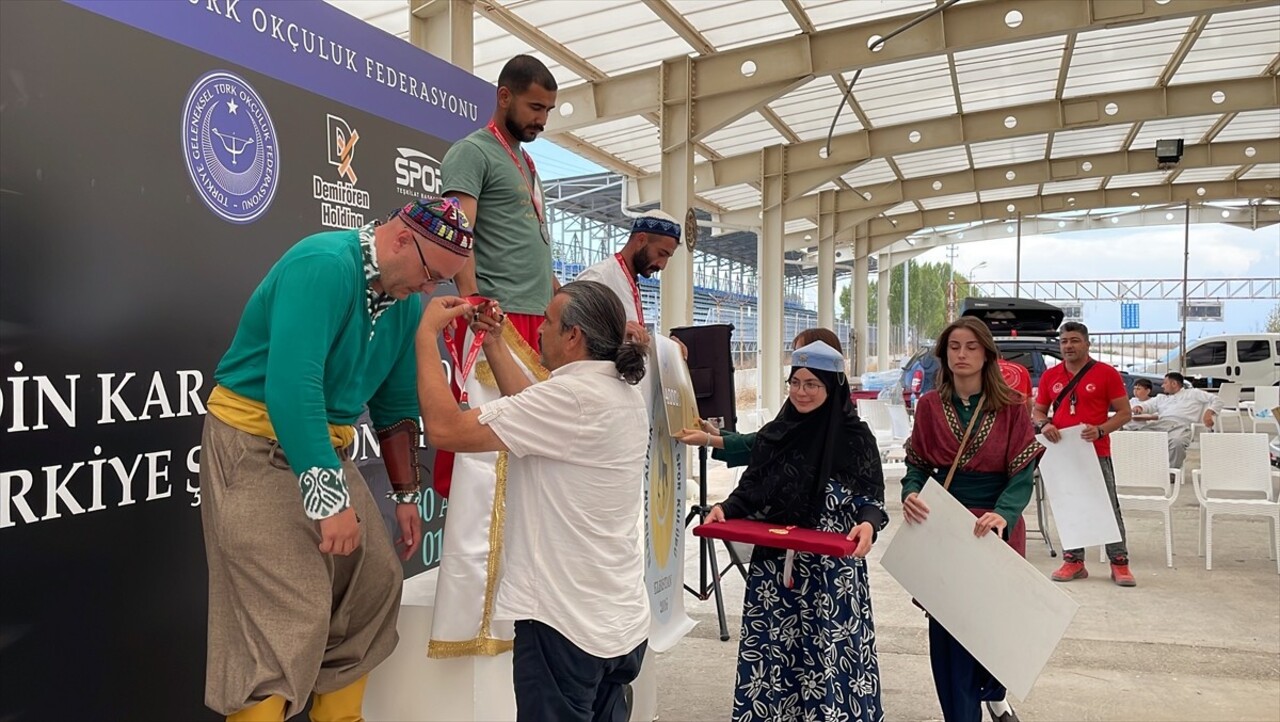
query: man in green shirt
[
  {"left": 200, "top": 198, "right": 473, "bottom": 722},
  {"left": 442, "top": 53, "right": 559, "bottom": 349}
]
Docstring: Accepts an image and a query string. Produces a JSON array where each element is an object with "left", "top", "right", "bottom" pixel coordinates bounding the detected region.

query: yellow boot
[
  {"left": 310, "top": 675, "right": 368, "bottom": 722},
  {"left": 227, "top": 695, "right": 286, "bottom": 722}
]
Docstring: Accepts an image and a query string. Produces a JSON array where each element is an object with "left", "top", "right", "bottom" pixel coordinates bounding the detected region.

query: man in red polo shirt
[
  {"left": 1033, "top": 322, "right": 1136, "bottom": 586},
  {"left": 997, "top": 355, "right": 1033, "bottom": 410}
]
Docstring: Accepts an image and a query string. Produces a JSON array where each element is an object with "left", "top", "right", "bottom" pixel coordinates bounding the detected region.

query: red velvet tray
[{"left": 693, "top": 518, "right": 857, "bottom": 556}]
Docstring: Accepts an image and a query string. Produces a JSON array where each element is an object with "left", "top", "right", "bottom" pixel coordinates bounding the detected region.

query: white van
[{"left": 1134, "top": 333, "right": 1280, "bottom": 389}]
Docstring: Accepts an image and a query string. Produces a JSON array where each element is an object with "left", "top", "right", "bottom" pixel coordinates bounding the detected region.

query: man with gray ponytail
[{"left": 415, "top": 280, "right": 651, "bottom": 722}]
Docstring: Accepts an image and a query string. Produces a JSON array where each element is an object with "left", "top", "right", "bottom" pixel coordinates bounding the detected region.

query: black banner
[{"left": 0, "top": 1, "right": 485, "bottom": 718}]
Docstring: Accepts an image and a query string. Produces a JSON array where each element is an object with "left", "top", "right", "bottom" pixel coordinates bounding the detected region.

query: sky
[
  {"left": 526, "top": 138, "right": 1278, "bottom": 336},
  {"left": 525, "top": 137, "right": 606, "bottom": 180}
]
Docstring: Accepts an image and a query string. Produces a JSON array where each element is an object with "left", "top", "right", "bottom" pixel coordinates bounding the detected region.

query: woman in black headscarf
[{"left": 706, "top": 341, "right": 888, "bottom": 722}]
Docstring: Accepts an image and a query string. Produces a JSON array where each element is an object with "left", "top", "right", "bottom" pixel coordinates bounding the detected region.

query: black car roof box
[{"left": 960, "top": 297, "right": 1064, "bottom": 337}]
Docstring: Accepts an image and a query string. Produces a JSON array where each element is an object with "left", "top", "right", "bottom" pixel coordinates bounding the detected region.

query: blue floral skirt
[{"left": 732, "top": 484, "right": 884, "bottom": 722}]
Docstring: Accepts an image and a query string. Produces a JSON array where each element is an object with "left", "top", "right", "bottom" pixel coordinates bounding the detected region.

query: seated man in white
[
  {"left": 1125, "top": 378, "right": 1158, "bottom": 430},
  {"left": 1131, "top": 372, "right": 1221, "bottom": 469}
]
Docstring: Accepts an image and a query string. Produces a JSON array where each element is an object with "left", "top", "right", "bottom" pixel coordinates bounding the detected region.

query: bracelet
[{"left": 386, "top": 490, "right": 422, "bottom": 505}]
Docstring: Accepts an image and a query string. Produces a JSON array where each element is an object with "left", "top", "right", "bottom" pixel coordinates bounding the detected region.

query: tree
[
  {"left": 1266, "top": 302, "right": 1280, "bottom": 333},
  {"left": 841, "top": 261, "right": 978, "bottom": 345}
]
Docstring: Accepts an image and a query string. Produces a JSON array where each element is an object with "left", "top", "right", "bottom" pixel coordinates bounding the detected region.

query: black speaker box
[{"left": 670, "top": 324, "right": 737, "bottom": 432}]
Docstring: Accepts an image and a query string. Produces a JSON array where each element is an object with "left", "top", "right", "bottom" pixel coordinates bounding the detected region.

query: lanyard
[
  {"left": 443, "top": 322, "right": 487, "bottom": 408},
  {"left": 486, "top": 121, "right": 543, "bottom": 224},
  {"left": 615, "top": 253, "right": 644, "bottom": 325}
]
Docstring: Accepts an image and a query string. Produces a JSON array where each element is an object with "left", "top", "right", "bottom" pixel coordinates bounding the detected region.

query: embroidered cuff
[
  {"left": 386, "top": 490, "right": 423, "bottom": 505},
  {"left": 299, "top": 466, "right": 351, "bottom": 520}
]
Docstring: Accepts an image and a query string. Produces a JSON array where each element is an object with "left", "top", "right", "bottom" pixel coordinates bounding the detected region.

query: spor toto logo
[
  {"left": 182, "top": 71, "right": 280, "bottom": 224},
  {"left": 395, "top": 147, "right": 443, "bottom": 198}
]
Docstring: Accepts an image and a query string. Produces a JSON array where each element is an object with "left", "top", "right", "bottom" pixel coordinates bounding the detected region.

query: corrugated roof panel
[
  {"left": 953, "top": 36, "right": 1063, "bottom": 112},
  {"left": 786, "top": 219, "right": 818, "bottom": 234},
  {"left": 978, "top": 184, "right": 1040, "bottom": 203},
  {"left": 471, "top": 14, "right": 579, "bottom": 86},
  {"left": 1106, "top": 171, "right": 1172, "bottom": 189},
  {"left": 893, "top": 146, "right": 972, "bottom": 177},
  {"left": 1212, "top": 109, "right": 1280, "bottom": 143},
  {"left": 885, "top": 201, "right": 919, "bottom": 216},
  {"left": 1129, "top": 114, "right": 1223, "bottom": 150},
  {"left": 1050, "top": 124, "right": 1134, "bottom": 157},
  {"left": 576, "top": 116, "right": 660, "bottom": 172},
  {"left": 919, "top": 192, "right": 979, "bottom": 210},
  {"left": 1063, "top": 17, "right": 1192, "bottom": 98},
  {"left": 667, "top": 0, "right": 799, "bottom": 50},
  {"left": 703, "top": 183, "right": 761, "bottom": 210},
  {"left": 969, "top": 134, "right": 1049, "bottom": 168},
  {"left": 841, "top": 157, "right": 899, "bottom": 187},
  {"left": 1171, "top": 166, "right": 1240, "bottom": 183},
  {"left": 702, "top": 112, "right": 790, "bottom": 158},
  {"left": 1173, "top": 6, "right": 1280, "bottom": 84},
  {"left": 1041, "top": 178, "right": 1104, "bottom": 194},
  {"left": 1241, "top": 163, "right": 1280, "bottom": 180},
  {"left": 853, "top": 55, "right": 957, "bottom": 126},
  {"left": 769, "top": 76, "right": 865, "bottom": 141},
  {"left": 799, "top": 0, "right": 936, "bottom": 31}
]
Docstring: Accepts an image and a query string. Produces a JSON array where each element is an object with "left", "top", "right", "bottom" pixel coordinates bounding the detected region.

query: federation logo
[
  {"left": 327, "top": 114, "right": 359, "bottom": 184},
  {"left": 1085, "top": 383, "right": 1097, "bottom": 393},
  {"left": 1052, "top": 382, "right": 1065, "bottom": 394},
  {"left": 182, "top": 71, "right": 279, "bottom": 224}
]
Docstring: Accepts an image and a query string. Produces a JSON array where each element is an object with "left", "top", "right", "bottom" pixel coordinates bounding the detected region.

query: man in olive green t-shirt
[{"left": 442, "top": 54, "right": 559, "bottom": 349}]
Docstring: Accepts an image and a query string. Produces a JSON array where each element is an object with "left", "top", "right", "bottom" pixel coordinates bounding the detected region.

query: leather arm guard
[{"left": 377, "top": 419, "right": 421, "bottom": 495}]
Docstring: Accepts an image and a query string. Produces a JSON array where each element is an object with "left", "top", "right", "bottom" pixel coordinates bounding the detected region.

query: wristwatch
[
  {"left": 1097, "top": 426, "right": 1107, "bottom": 438},
  {"left": 1033, "top": 420, "right": 1048, "bottom": 432}
]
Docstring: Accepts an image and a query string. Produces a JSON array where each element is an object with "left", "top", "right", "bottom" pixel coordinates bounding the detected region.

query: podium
[
  {"left": 365, "top": 571, "right": 516, "bottom": 721},
  {"left": 365, "top": 571, "right": 660, "bottom": 721}
]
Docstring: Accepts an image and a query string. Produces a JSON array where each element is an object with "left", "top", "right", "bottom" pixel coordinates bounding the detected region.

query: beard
[
  {"left": 633, "top": 246, "right": 657, "bottom": 278},
  {"left": 504, "top": 110, "right": 540, "bottom": 143}
]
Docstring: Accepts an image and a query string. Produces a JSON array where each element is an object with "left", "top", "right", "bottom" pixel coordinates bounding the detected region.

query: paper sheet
[
  {"left": 880, "top": 481, "right": 1079, "bottom": 700},
  {"left": 1035, "top": 430, "right": 1123, "bottom": 550}
]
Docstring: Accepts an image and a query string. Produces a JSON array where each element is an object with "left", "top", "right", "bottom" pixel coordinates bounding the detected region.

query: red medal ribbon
[
  {"left": 486, "top": 121, "right": 543, "bottom": 224},
  {"left": 615, "top": 253, "right": 644, "bottom": 325},
  {"left": 444, "top": 322, "right": 487, "bottom": 406}
]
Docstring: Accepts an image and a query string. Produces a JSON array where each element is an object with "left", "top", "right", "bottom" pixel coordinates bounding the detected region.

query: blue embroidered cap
[
  {"left": 791, "top": 341, "right": 845, "bottom": 374},
  {"left": 631, "top": 210, "right": 681, "bottom": 243}
]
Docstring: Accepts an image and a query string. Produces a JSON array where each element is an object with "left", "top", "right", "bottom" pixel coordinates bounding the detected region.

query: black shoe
[{"left": 985, "top": 700, "right": 1021, "bottom": 722}]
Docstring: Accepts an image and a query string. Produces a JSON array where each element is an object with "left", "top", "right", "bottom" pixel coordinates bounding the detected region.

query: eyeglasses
[
  {"left": 407, "top": 232, "right": 438, "bottom": 290},
  {"left": 787, "top": 379, "right": 825, "bottom": 393}
]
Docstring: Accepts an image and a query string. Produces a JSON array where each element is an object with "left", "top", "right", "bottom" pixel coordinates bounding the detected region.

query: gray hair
[{"left": 557, "top": 280, "right": 648, "bottom": 385}]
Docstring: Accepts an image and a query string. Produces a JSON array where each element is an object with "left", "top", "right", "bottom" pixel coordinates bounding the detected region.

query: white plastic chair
[
  {"left": 1106, "top": 431, "right": 1181, "bottom": 568},
  {"left": 886, "top": 404, "right": 913, "bottom": 441},
  {"left": 1192, "top": 433, "right": 1280, "bottom": 574},
  {"left": 857, "top": 399, "right": 897, "bottom": 458},
  {"left": 1210, "top": 383, "right": 1246, "bottom": 433},
  {"left": 1243, "top": 386, "right": 1279, "bottom": 433}
]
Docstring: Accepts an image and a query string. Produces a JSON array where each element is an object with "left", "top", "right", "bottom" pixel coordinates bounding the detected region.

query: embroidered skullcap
[
  {"left": 791, "top": 341, "right": 845, "bottom": 374},
  {"left": 398, "top": 197, "right": 473, "bottom": 257},
  {"left": 630, "top": 209, "right": 681, "bottom": 243}
]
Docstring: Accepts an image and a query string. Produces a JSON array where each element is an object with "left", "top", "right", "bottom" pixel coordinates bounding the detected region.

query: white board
[
  {"left": 879, "top": 481, "right": 1079, "bottom": 700},
  {"left": 1035, "top": 430, "right": 1123, "bottom": 551}
]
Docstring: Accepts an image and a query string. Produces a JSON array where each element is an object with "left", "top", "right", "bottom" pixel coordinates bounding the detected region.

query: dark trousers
[
  {"left": 928, "top": 617, "right": 1005, "bottom": 722},
  {"left": 1063, "top": 456, "right": 1130, "bottom": 564},
  {"left": 513, "top": 620, "right": 646, "bottom": 722}
]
